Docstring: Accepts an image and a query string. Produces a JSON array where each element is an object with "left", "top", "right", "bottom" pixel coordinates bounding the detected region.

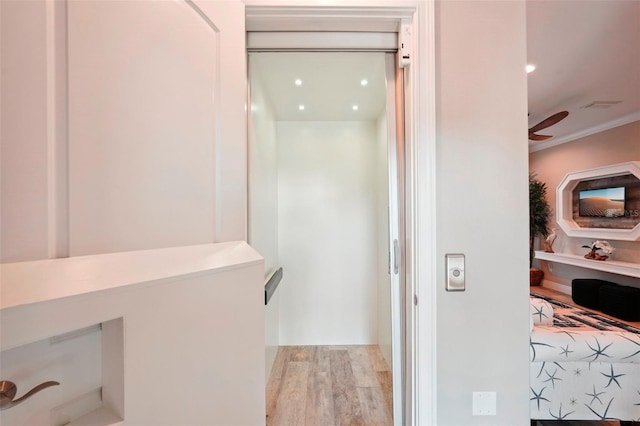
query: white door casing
[
  {"left": 245, "top": 2, "right": 438, "bottom": 425},
  {"left": 385, "top": 52, "right": 404, "bottom": 426}
]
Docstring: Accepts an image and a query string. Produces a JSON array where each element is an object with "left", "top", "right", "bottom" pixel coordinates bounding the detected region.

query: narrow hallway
[{"left": 266, "top": 346, "right": 393, "bottom": 426}]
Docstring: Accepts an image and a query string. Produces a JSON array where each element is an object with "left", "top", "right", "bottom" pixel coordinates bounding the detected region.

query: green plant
[{"left": 529, "top": 173, "right": 551, "bottom": 268}]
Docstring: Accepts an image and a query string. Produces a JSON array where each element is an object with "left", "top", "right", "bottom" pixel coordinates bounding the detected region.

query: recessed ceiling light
[
  {"left": 295, "top": 79, "right": 302, "bottom": 86},
  {"left": 298, "top": 105, "right": 305, "bottom": 111},
  {"left": 360, "top": 79, "right": 368, "bottom": 86},
  {"left": 526, "top": 64, "right": 536, "bottom": 73},
  {"left": 352, "top": 105, "right": 359, "bottom": 111}
]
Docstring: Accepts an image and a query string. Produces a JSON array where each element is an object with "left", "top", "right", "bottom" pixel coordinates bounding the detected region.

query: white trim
[
  {"left": 46, "top": 0, "right": 69, "bottom": 259},
  {"left": 411, "top": 2, "right": 437, "bottom": 424},
  {"left": 556, "top": 161, "right": 640, "bottom": 241},
  {"left": 243, "top": 2, "right": 437, "bottom": 424},
  {"left": 385, "top": 52, "right": 403, "bottom": 426},
  {"left": 184, "top": 0, "right": 220, "bottom": 32},
  {"left": 46, "top": 0, "right": 57, "bottom": 258},
  {"left": 247, "top": 31, "right": 398, "bottom": 51},
  {"left": 245, "top": 3, "right": 416, "bottom": 32},
  {"left": 535, "top": 251, "right": 640, "bottom": 279},
  {"left": 529, "top": 111, "right": 640, "bottom": 153},
  {"left": 195, "top": 0, "right": 247, "bottom": 243}
]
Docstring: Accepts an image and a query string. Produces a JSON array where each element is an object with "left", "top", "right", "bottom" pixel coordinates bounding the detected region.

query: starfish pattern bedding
[{"left": 530, "top": 295, "right": 640, "bottom": 421}]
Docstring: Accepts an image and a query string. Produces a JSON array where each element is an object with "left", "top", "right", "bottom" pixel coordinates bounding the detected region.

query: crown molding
[
  {"left": 244, "top": 3, "right": 416, "bottom": 32},
  {"left": 528, "top": 111, "right": 640, "bottom": 153}
]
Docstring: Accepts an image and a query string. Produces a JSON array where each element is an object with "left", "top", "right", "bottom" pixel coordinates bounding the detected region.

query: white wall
[
  {"left": 277, "top": 121, "right": 380, "bottom": 345},
  {"left": 0, "top": 1, "right": 50, "bottom": 262},
  {"left": 530, "top": 121, "right": 640, "bottom": 291},
  {"left": 66, "top": 0, "right": 218, "bottom": 256},
  {"left": 435, "top": 1, "right": 530, "bottom": 424},
  {"left": 248, "top": 59, "right": 280, "bottom": 378},
  {"left": 1, "top": 0, "right": 247, "bottom": 262},
  {"left": 375, "top": 113, "right": 392, "bottom": 368},
  {"left": 0, "top": 3, "right": 101, "bottom": 419}
]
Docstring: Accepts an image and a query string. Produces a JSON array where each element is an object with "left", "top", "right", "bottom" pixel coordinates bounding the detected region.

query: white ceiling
[
  {"left": 249, "top": 52, "right": 387, "bottom": 121},
  {"left": 248, "top": 2, "right": 640, "bottom": 147},
  {"left": 527, "top": 0, "right": 640, "bottom": 151}
]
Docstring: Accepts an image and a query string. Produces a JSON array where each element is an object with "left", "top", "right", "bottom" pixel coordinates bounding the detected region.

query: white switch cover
[{"left": 472, "top": 392, "right": 496, "bottom": 415}]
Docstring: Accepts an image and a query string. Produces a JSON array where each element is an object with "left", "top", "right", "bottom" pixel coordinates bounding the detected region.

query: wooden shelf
[{"left": 535, "top": 251, "right": 640, "bottom": 278}]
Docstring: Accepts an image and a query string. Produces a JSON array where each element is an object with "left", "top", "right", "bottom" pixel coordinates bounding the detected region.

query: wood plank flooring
[{"left": 266, "top": 345, "right": 392, "bottom": 426}]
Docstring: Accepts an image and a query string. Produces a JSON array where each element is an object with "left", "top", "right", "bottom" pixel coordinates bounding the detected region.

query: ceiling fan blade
[
  {"left": 528, "top": 111, "right": 569, "bottom": 134},
  {"left": 528, "top": 133, "right": 553, "bottom": 141}
]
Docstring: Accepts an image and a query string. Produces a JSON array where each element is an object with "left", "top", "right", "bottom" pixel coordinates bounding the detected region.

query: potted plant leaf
[{"left": 529, "top": 173, "right": 551, "bottom": 286}]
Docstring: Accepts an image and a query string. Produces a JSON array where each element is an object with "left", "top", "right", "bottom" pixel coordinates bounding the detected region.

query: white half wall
[
  {"left": 277, "top": 121, "right": 379, "bottom": 345},
  {"left": 1, "top": 242, "right": 265, "bottom": 425}
]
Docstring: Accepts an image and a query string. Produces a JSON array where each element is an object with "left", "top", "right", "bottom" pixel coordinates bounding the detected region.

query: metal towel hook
[{"left": 0, "top": 380, "right": 60, "bottom": 411}]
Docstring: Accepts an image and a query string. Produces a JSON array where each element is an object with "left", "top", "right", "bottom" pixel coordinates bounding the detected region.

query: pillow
[{"left": 530, "top": 297, "right": 554, "bottom": 328}]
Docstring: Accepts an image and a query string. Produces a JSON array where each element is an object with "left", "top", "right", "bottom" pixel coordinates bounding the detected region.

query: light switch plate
[
  {"left": 445, "top": 253, "right": 465, "bottom": 291},
  {"left": 472, "top": 391, "right": 496, "bottom": 416}
]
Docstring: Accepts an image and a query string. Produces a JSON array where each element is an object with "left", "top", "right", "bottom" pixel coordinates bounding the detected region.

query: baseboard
[{"left": 540, "top": 279, "right": 571, "bottom": 295}]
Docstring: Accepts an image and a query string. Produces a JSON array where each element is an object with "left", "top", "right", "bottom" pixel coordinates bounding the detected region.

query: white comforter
[{"left": 530, "top": 326, "right": 640, "bottom": 421}]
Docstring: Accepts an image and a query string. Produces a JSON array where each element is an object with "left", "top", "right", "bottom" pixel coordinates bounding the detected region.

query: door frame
[
  {"left": 384, "top": 52, "right": 405, "bottom": 426},
  {"left": 243, "top": 2, "right": 437, "bottom": 424}
]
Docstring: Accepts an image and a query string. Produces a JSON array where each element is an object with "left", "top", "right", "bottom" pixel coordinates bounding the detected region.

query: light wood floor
[
  {"left": 267, "top": 291, "right": 636, "bottom": 426},
  {"left": 266, "top": 345, "right": 393, "bottom": 426}
]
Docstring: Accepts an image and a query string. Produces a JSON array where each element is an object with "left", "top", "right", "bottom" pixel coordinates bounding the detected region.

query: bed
[{"left": 530, "top": 295, "right": 640, "bottom": 422}]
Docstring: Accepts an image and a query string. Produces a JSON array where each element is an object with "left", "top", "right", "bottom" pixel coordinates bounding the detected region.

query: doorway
[{"left": 248, "top": 51, "right": 404, "bottom": 424}]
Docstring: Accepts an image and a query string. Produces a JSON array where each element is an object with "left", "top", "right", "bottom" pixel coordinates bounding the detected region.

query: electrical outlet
[{"left": 472, "top": 391, "right": 496, "bottom": 416}]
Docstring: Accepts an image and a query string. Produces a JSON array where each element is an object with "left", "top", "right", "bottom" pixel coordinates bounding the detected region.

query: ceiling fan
[{"left": 528, "top": 111, "right": 569, "bottom": 141}]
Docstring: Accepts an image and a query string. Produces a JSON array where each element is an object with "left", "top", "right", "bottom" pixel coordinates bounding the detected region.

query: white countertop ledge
[{"left": 1, "top": 241, "right": 263, "bottom": 311}]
